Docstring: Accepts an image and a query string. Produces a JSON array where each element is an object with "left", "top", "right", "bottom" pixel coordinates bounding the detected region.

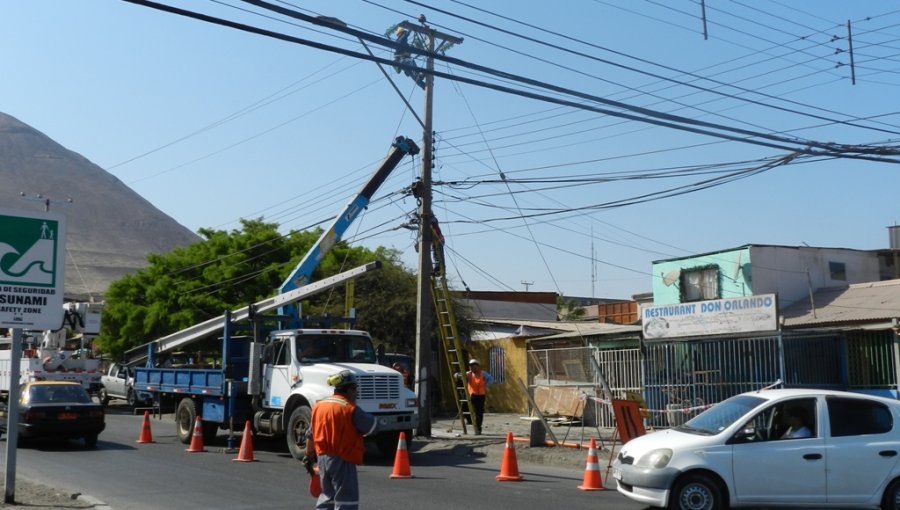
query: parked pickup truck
[{"left": 99, "top": 363, "right": 150, "bottom": 408}]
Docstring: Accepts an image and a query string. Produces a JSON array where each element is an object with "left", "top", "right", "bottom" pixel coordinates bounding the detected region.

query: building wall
[
  {"left": 750, "top": 246, "right": 880, "bottom": 307},
  {"left": 652, "top": 247, "right": 750, "bottom": 304},
  {"left": 652, "top": 246, "right": 879, "bottom": 307},
  {"left": 464, "top": 338, "right": 529, "bottom": 414}
]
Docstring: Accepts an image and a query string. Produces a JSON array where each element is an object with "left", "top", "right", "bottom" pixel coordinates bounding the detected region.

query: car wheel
[
  {"left": 98, "top": 388, "right": 110, "bottom": 407},
  {"left": 286, "top": 405, "right": 312, "bottom": 460},
  {"left": 175, "top": 398, "right": 199, "bottom": 444},
  {"left": 84, "top": 434, "right": 98, "bottom": 448},
  {"left": 882, "top": 479, "right": 900, "bottom": 510},
  {"left": 126, "top": 389, "right": 137, "bottom": 408},
  {"left": 669, "top": 474, "right": 724, "bottom": 510}
]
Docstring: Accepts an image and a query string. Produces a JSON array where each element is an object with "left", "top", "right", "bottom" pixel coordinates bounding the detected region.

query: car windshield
[
  {"left": 675, "top": 395, "right": 766, "bottom": 435},
  {"left": 296, "top": 335, "right": 376, "bottom": 364},
  {"left": 27, "top": 385, "right": 92, "bottom": 404}
]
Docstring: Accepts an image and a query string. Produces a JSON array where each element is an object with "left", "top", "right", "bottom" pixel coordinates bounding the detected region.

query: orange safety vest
[
  {"left": 467, "top": 371, "right": 487, "bottom": 396},
  {"left": 311, "top": 395, "right": 365, "bottom": 465}
]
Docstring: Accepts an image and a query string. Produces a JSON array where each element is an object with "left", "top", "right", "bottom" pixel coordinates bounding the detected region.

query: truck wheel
[
  {"left": 286, "top": 405, "right": 312, "bottom": 460},
  {"left": 175, "top": 398, "right": 199, "bottom": 444},
  {"left": 98, "top": 388, "right": 110, "bottom": 407},
  {"left": 126, "top": 389, "right": 137, "bottom": 408},
  {"left": 375, "top": 430, "right": 412, "bottom": 457}
]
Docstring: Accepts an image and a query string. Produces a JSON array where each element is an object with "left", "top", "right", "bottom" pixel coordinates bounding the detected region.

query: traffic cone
[
  {"left": 496, "top": 432, "right": 523, "bottom": 481},
  {"left": 136, "top": 410, "right": 154, "bottom": 444},
  {"left": 577, "top": 437, "right": 606, "bottom": 491},
  {"left": 389, "top": 431, "right": 413, "bottom": 479},
  {"left": 232, "top": 421, "right": 256, "bottom": 462},
  {"left": 186, "top": 416, "right": 207, "bottom": 453}
]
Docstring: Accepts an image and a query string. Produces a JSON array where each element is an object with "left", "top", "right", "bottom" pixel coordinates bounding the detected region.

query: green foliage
[
  {"left": 97, "top": 219, "right": 419, "bottom": 359},
  {"left": 556, "top": 295, "right": 586, "bottom": 321}
]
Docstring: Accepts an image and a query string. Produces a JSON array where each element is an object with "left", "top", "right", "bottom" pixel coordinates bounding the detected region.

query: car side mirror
[{"left": 729, "top": 426, "right": 757, "bottom": 444}]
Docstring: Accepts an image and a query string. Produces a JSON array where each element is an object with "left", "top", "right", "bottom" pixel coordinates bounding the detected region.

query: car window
[
  {"left": 27, "top": 385, "right": 92, "bottom": 404},
  {"left": 731, "top": 397, "right": 817, "bottom": 442},
  {"left": 827, "top": 396, "right": 893, "bottom": 437}
]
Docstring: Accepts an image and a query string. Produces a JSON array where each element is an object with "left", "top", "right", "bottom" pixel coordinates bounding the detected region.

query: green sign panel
[{"left": 0, "top": 208, "right": 66, "bottom": 329}]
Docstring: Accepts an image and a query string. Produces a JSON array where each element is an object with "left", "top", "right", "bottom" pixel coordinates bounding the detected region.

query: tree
[
  {"left": 97, "top": 219, "right": 419, "bottom": 359},
  {"left": 556, "top": 295, "right": 587, "bottom": 321}
]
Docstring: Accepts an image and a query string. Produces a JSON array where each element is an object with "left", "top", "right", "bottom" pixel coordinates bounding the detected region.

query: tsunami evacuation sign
[{"left": 0, "top": 208, "right": 66, "bottom": 329}]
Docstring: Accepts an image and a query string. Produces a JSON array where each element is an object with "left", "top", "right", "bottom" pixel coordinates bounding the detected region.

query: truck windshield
[{"left": 296, "top": 335, "right": 376, "bottom": 364}]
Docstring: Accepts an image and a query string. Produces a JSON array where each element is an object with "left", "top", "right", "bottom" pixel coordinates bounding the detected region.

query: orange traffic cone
[
  {"left": 186, "top": 416, "right": 207, "bottom": 453},
  {"left": 496, "top": 432, "right": 523, "bottom": 481},
  {"left": 136, "top": 410, "right": 154, "bottom": 444},
  {"left": 232, "top": 421, "right": 256, "bottom": 462},
  {"left": 578, "top": 437, "right": 606, "bottom": 491},
  {"left": 389, "top": 431, "right": 413, "bottom": 479}
]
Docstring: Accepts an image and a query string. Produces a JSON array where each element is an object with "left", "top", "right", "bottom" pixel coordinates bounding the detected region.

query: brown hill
[{"left": 0, "top": 112, "right": 199, "bottom": 300}]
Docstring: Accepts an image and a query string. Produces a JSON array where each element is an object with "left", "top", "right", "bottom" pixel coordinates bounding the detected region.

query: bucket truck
[
  {"left": 0, "top": 301, "right": 103, "bottom": 400},
  {"left": 132, "top": 136, "right": 420, "bottom": 457}
]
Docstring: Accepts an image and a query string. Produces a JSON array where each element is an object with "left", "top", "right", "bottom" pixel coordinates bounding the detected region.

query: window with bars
[
  {"left": 488, "top": 347, "right": 506, "bottom": 383},
  {"left": 682, "top": 266, "right": 719, "bottom": 302}
]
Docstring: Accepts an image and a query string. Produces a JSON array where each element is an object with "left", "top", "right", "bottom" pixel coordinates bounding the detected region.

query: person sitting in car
[{"left": 781, "top": 406, "right": 812, "bottom": 439}]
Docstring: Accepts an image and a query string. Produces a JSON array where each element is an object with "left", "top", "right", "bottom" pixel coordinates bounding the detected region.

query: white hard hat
[{"left": 468, "top": 358, "right": 479, "bottom": 366}]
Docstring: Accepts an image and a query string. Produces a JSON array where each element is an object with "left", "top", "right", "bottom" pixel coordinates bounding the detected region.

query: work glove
[{"left": 301, "top": 455, "right": 316, "bottom": 476}]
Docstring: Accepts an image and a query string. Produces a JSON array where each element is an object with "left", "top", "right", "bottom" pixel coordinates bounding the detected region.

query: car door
[
  {"left": 110, "top": 365, "right": 127, "bottom": 397},
  {"left": 731, "top": 397, "right": 826, "bottom": 505},
  {"left": 825, "top": 396, "right": 900, "bottom": 505},
  {"left": 264, "top": 338, "right": 292, "bottom": 409}
]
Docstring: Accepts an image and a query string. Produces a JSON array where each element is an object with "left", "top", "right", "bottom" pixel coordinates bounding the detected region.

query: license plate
[{"left": 58, "top": 412, "right": 77, "bottom": 420}]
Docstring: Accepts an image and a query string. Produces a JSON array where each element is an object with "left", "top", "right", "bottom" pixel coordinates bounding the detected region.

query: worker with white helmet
[
  {"left": 465, "top": 359, "right": 493, "bottom": 435},
  {"left": 305, "top": 370, "right": 378, "bottom": 510}
]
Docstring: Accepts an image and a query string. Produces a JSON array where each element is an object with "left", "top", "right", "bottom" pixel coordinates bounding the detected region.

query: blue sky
[{"left": 4, "top": 1, "right": 900, "bottom": 300}]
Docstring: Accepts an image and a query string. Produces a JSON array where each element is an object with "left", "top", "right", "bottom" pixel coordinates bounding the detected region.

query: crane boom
[
  {"left": 123, "top": 261, "right": 380, "bottom": 366},
  {"left": 278, "top": 136, "right": 419, "bottom": 297}
]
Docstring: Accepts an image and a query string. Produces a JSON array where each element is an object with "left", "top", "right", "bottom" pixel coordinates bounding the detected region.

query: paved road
[{"left": 5, "top": 409, "right": 645, "bottom": 510}]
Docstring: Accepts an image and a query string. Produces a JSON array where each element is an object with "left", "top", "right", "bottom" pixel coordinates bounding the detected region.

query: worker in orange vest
[
  {"left": 465, "top": 359, "right": 493, "bottom": 435},
  {"left": 305, "top": 370, "right": 379, "bottom": 510}
]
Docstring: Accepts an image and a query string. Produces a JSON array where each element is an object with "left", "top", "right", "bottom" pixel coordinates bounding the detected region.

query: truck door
[{"left": 264, "top": 338, "right": 292, "bottom": 409}]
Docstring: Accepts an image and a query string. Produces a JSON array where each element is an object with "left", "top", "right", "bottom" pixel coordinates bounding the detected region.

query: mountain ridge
[{"left": 0, "top": 112, "right": 200, "bottom": 300}]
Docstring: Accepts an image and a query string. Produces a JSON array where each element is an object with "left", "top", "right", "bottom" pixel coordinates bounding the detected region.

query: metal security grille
[
  {"left": 489, "top": 347, "right": 506, "bottom": 384},
  {"left": 846, "top": 330, "right": 895, "bottom": 389},
  {"left": 782, "top": 334, "right": 844, "bottom": 389},
  {"left": 355, "top": 374, "right": 400, "bottom": 401},
  {"left": 643, "top": 336, "right": 782, "bottom": 428},
  {"left": 594, "top": 348, "right": 642, "bottom": 428}
]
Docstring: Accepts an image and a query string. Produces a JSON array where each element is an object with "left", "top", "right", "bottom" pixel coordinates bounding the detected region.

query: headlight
[
  {"left": 406, "top": 398, "right": 417, "bottom": 408},
  {"left": 636, "top": 448, "right": 673, "bottom": 469}
]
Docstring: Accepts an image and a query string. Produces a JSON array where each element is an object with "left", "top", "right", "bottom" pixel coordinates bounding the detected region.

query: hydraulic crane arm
[{"left": 278, "top": 136, "right": 419, "bottom": 294}]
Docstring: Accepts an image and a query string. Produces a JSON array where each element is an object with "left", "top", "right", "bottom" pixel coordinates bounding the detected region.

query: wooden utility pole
[{"left": 399, "top": 18, "right": 462, "bottom": 437}]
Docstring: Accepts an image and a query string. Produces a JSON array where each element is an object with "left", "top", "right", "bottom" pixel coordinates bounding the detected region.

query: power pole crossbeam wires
[{"left": 409, "top": 17, "right": 462, "bottom": 437}]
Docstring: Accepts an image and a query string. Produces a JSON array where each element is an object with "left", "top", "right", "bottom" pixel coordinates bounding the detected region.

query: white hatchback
[{"left": 612, "top": 388, "right": 900, "bottom": 510}]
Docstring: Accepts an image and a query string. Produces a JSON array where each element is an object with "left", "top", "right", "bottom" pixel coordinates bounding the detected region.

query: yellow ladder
[{"left": 430, "top": 249, "right": 474, "bottom": 434}]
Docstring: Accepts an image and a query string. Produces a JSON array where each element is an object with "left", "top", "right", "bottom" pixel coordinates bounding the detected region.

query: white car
[{"left": 612, "top": 388, "right": 900, "bottom": 510}]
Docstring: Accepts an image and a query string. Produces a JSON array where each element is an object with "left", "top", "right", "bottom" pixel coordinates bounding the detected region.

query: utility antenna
[
  {"left": 591, "top": 227, "right": 596, "bottom": 299},
  {"left": 521, "top": 280, "right": 534, "bottom": 292}
]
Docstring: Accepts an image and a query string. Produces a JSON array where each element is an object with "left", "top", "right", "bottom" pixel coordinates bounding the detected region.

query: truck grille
[{"left": 356, "top": 374, "right": 400, "bottom": 400}]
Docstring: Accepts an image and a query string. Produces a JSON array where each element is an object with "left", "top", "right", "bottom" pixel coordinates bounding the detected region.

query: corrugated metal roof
[
  {"left": 529, "top": 323, "right": 642, "bottom": 341},
  {"left": 782, "top": 279, "right": 900, "bottom": 327}
]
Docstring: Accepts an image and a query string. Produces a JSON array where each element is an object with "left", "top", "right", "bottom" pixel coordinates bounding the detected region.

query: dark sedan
[{"left": 10, "top": 381, "right": 105, "bottom": 447}]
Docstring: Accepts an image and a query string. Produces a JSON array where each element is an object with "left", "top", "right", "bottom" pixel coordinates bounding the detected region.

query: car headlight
[
  {"left": 406, "top": 398, "right": 417, "bottom": 408},
  {"left": 636, "top": 448, "right": 673, "bottom": 469}
]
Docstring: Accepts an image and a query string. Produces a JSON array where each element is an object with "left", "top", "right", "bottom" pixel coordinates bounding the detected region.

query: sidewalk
[{"left": 419, "top": 412, "right": 623, "bottom": 472}]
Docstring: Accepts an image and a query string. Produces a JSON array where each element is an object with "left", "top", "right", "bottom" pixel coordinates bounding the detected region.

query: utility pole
[{"left": 400, "top": 17, "right": 462, "bottom": 437}]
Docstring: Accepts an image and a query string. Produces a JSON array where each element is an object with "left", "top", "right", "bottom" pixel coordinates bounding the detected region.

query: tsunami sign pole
[{"left": 0, "top": 207, "right": 66, "bottom": 503}]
